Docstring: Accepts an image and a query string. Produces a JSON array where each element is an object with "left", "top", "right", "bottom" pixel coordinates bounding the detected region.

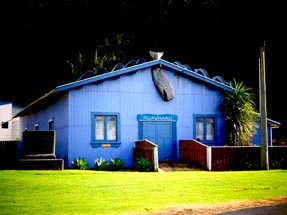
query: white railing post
[
  {"left": 207, "top": 147, "right": 212, "bottom": 171},
  {"left": 153, "top": 145, "right": 159, "bottom": 171}
]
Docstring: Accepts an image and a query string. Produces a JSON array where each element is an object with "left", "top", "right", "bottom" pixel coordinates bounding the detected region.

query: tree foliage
[
  {"left": 219, "top": 79, "right": 258, "bottom": 146},
  {"left": 66, "top": 34, "right": 129, "bottom": 80}
]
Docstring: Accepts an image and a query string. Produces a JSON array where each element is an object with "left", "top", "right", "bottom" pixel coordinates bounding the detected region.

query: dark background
[{"left": 3, "top": 0, "right": 286, "bottom": 138}]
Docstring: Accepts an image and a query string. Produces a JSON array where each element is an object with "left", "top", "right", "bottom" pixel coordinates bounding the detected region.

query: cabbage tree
[{"left": 219, "top": 79, "right": 258, "bottom": 146}]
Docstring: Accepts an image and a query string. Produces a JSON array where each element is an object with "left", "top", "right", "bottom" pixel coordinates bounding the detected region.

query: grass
[{"left": 0, "top": 170, "right": 286, "bottom": 215}]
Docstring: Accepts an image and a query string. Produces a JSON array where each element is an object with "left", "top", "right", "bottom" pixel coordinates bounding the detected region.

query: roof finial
[{"left": 149, "top": 51, "right": 164, "bottom": 60}]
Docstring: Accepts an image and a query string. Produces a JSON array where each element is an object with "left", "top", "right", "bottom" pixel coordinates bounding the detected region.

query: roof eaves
[
  {"left": 255, "top": 114, "right": 281, "bottom": 128},
  {"left": 12, "top": 89, "right": 56, "bottom": 118},
  {"left": 267, "top": 118, "right": 281, "bottom": 128},
  {"left": 55, "top": 60, "right": 161, "bottom": 92}
]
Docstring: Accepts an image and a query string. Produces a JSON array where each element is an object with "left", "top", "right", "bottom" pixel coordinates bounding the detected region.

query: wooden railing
[
  {"left": 179, "top": 139, "right": 207, "bottom": 169},
  {"left": 134, "top": 139, "right": 159, "bottom": 171}
]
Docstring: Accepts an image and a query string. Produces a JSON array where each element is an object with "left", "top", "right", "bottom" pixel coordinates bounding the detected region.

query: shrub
[
  {"left": 134, "top": 156, "right": 154, "bottom": 172},
  {"left": 94, "top": 157, "right": 109, "bottom": 170},
  {"left": 71, "top": 157, "right": 89, "bottom": 170},
  {"left": 109, "top": 157, "right": 124, "bottom": 171}
]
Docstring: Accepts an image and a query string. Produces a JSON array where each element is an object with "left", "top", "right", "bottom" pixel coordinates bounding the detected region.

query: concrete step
[{"left": 17, "top": 159, "right": 64, "bottom": 170}]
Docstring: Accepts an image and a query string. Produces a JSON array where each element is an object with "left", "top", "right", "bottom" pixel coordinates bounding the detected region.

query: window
[
  {"left": 194, "top": 115, "right": 216, "bottom": 144},
  {"left": 48, "top": 119, "right": 54, "bottom": 130},
  {"left": 1, "top": 121, "right": 8, "bottom": 129},
  {"left": 34, "top": 123, "right": 39, "bottom": 130},
  {"left": 91, "top": 112, "right": 120, "bottom": 147}
]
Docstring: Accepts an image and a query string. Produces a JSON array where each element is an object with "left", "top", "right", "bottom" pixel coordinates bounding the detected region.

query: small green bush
[
  {"left": 134, "top": 156, "right": 154, "bottom": 172},
  {"left": 109, "top": 157, "right": 124, "bottom": 171},
  {"left": 71, "top": 157, "right": 89, "bottom": 170},
  {"left": 94, "top": 157, "right": 109, "bottom": 170}
]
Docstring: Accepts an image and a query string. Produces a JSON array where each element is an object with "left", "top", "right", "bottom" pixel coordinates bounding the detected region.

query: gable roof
[
  {"left": 55, "top": 58, "right": 235, "bottom": 93},
  {"left": 11, "top": 57, "right": 280, "bottom": 127},
  {"left": 12, "top": 58, "right": 236, "bottom": 118}
]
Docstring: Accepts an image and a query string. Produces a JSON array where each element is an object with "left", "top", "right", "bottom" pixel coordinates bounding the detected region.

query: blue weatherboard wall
[{"left": 61, "top": 66, "right": 224, "bottom": 168}]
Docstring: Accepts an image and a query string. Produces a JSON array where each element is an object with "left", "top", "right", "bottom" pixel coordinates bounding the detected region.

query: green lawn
[{"left": 0, "top": 170, "right": 286, "bottom": 215}]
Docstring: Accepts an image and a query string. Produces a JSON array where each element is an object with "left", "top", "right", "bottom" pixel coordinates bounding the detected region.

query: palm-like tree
[{"left": 219, "top": 79, "right": 258, "bottom": 146}]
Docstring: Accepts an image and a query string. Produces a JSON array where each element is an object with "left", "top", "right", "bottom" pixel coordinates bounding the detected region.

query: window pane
[
  {"left": 206, "top": 118, "right": 214, "bottom": 140},
  {"left": 95, "top": 116, "right": 104, "bottom": 140},
  {"left": 48, "top": 121, "right": 53, "bottom": 130},
  {"left": 34, "top": 124, "right": 39, "bottom": 131},
  {"left": 107, "top": 116, "right": 116, "bottom": 140},
  {"left": 1, "top": 121, "right": 8, "bottom": 129},
  {"left": 196, "top": 118, "right": 204, "bottom": 140}
]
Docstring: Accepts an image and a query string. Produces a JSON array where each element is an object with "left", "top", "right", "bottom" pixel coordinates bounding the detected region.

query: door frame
[{"left": 137, "top": 114, "right": 178, "bottom": 160}]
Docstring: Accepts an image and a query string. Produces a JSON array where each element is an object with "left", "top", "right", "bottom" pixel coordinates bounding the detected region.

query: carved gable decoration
[{"left": 152, "top": 66, "right": 175, "bottom": 101}]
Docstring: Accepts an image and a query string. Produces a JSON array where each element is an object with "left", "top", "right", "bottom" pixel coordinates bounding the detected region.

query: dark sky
[{"left": 3, "top": 1, "right": 286, "bottom": 138}]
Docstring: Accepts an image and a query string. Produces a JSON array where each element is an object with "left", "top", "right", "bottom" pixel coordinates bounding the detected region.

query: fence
[
  {"left": 0, "top": 141, "right": 19, "bottom": 169},
  {"left": 179, "top": 140, "right": 287, "bottom": 171}
]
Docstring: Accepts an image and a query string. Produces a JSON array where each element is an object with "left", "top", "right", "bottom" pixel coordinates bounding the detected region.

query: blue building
[{"left": 12, "top": 55, "right": 280, "bottom": 168}]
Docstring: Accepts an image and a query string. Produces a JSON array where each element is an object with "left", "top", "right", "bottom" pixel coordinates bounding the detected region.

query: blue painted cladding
[
  {"left": 252, "top": 122, "right": 272, "bottom": 146},
  {"left": 67, "top": 67, "right": 224, "bottom": 168}
]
